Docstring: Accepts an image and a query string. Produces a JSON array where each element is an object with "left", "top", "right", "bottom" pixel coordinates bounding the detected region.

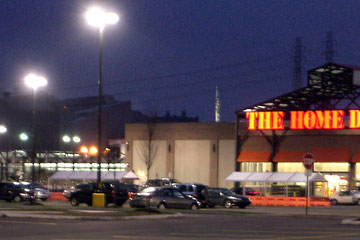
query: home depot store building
[{"left": 235, "top": 63, "right": 360, "bottom": 196}]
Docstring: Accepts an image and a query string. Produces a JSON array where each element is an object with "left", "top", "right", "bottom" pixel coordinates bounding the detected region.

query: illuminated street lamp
[
  {"left": 85, "top": 7, "right": 119, "bottom": 187},
  {"left": 24, "top": 73, "right": 47, "bottom": 187},
  {"left": 19, "top": 133, "right": 29, "bottom": 141},
  {"left": 0, "top": 125, "right": 7, "bottom": 134}
]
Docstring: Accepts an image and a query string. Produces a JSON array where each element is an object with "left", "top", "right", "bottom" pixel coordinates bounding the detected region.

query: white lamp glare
[
  {"left": 85, "top": 7, "right": 119, "bottom": 28},
  {"left": 24, "top": 73, "right": 47, "bottom": 90}
]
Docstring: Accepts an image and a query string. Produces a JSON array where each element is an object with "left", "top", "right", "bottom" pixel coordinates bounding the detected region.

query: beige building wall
[
  {"left": 174, "top": 140, "right": 210, "bottom": 185},
  {"left": 132, "top": 140, "right": 167, "bottom": 184},
  {"left": 218, "top": 140, "right": 235, "bottom": 188},
  {"left": 125, "top": 122, "right": 235, "bottom": 187}
]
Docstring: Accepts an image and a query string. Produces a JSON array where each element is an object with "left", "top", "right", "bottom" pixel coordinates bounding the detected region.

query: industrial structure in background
[{"left": 0, "top": 93, "right": 198, "bottom": 182}]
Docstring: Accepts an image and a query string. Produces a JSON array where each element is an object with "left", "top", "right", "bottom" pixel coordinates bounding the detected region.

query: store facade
[{"left": 236, "top": 63, "right": 360, "bottom": 196}]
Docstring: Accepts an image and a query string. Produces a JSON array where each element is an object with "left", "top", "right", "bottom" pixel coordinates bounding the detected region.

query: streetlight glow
[
  {"left": 24, "top": 73, "right": 47, "bottom": 90},
  {"left": 73, "top": 136, "right": 81, "bottom": 143},
  {"left": 19, "top": 133, "right": 29, "bottom": 141},
  {"left": 62, "top": 135, "right": 71, "bottom": 143},
  {"left": 0, "top": 125, "right": 7, "bottom": 134},
  {"left": 85, "top": 7, "right": 119, "bottom": 29},
  {"left": 80, "top": 146, "right": 89, "bottom": 154},
  {"left": 90, "top": 146, "right": 98, "bottom": 155}
]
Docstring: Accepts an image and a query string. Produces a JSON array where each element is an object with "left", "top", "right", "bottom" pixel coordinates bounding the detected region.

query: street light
[
  {"left": 63, "top": 135, "right": 81, "bottom": 171},
  {"left": 24, "top": 73, "right": 47, "bottom": 187},
  {"left": 85, "top": 6, "right": 119, "bottom": 188}
]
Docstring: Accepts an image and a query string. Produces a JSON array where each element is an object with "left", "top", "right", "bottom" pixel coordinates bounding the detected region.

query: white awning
[
  {"left": 49, "top": 171, "right": 74, "bottom": 180},
  {"left": 225, "top": 172, "right": 327, "bottom": 183},
  {"left": 49, "top": 170, "right": 139, "bottom": 181}
]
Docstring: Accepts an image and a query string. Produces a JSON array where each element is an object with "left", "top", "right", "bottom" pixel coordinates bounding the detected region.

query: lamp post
[
  {"left": 85, "top": 7, "right": 119, "bottom": 188},
  {"left": 63, "top": 135, "right": 81, "bottom": 171},
  {"left": 24, "top": 73, "right": 47, "bottom": 187},
  {"left": 0, "top": 125, "right": 7, "bottom": 180}
]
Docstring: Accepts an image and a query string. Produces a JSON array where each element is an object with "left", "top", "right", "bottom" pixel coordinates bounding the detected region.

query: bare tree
[{"left": 138, "top": 119, "right": 159, "bottom": 180}]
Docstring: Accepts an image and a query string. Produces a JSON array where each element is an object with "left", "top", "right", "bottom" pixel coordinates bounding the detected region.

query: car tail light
[
  {"left": 249, "top": 191, "right": 258, "bottom": 195},
  {"left": 193, "top": 194, "right": 198, "bottom": 198}
]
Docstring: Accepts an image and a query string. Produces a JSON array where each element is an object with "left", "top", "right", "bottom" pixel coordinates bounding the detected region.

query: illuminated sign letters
[{"left": 246, "top": 110, "right": 358, "bottom": 130}]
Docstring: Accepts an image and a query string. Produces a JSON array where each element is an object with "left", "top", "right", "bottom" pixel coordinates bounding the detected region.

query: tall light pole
[
  {"left": 85, "top": 7, "right": 119, "bottom": 188},
  {"left": 0, "top": 125, "right": 7, "bottom": 181},
  {"left": 24, "top": 73, "right": 47, "bottom": 186}
]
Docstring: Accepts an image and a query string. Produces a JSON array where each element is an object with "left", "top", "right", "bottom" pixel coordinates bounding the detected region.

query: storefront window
[
  {"left": 241, "top": 162, "right": 272, "bottom": 172},
  {"left": 314, "top": 163, "right": 349, "bottom": 172},
  {"left": 277, "top": 163, "right": 305, "bottom": 172}
]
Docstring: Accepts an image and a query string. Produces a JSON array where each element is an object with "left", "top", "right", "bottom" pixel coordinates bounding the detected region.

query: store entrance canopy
[
  {"left": 225, "top": 172, "right": 327, "bottom": 182},
  {"left": 49, "top": 170, "right": 139, "bottom": 181}
]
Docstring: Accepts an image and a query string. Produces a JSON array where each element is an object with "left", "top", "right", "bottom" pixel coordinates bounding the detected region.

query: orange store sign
[{"left": 246, "top": 110, "right": 360, "bottom": 130}]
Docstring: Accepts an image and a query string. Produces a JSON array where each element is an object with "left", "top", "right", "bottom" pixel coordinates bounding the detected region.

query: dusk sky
[{"left": 1, "top": 0, "right": 360, "bottom": 122}]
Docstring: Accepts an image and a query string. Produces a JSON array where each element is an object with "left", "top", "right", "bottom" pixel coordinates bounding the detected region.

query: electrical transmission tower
[
  {"left": 324, "top": 32, "right": 335, "bottom": 63},
  {"left": 293, "top": 37, "right": 303, "bottom": 90}
]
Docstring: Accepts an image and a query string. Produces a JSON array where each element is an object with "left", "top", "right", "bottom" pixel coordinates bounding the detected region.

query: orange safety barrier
[
  {"left": 246, "top": 196, "right": 330, "bottom": 207},
  {"left": 48, "top": 192, "right": 67, "bottom": 201}
]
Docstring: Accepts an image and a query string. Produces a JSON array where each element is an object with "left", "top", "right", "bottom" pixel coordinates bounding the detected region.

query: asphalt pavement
[{"left": 0, "top": 200, "right": 360, "bottom": 225}]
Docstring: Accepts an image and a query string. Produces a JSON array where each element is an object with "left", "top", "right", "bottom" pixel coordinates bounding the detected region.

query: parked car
[
  {"left": 207, "top": 187, "right": 251, "bottom": 208},
  {"left": 144, "top": 178, "right": 179, "bottom": 187},
  {"left": 125, "top": 184, "right": 140, "bottom": 199},
  {"left": 0, "top": 182, "right": 36, "bottom": 203},
  {"left": 63, "top": 182, "right": 128, "bottom": 207},
  {"left": 130, "top": 186, "right": 200, "bottom": 210},
  {"left": 330, "top": 190, "right": 360, "bottom": 205},
  {"left": 23, "top": 183, "right": 51, "bottom": 201},
  {"left": 172, "top": 183, "right": 208, "bottom": 207},
  {"left": 231, "top": 187, "right": 259, "bottom": 196}
]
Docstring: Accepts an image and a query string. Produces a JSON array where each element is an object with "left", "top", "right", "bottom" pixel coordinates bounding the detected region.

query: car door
[
  {"left": 338, "top": 191, "right": 353, "bottom": 204},
  {"left": 208, "top": 189, "right": 222, "bottom": 206},
  {"left": 159, "top": 188, "right": 175, "bottom": 208},
  {"left": 172, "top": 189, "right": 190, "bottom": 209}
]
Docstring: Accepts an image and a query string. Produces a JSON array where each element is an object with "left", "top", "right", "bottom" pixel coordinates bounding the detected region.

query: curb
[{"left": 0, "top": 211, "right": 185, "bottom": 221}]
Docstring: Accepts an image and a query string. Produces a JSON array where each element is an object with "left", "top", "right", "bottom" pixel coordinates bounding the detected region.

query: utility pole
[{"left": 215, "top": 86, "right": 220, "bottom": 122}]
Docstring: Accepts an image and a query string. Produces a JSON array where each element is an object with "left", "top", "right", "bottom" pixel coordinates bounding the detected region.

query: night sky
[{"left": 1, "top": 0, "right": 360, "bottom": 122}]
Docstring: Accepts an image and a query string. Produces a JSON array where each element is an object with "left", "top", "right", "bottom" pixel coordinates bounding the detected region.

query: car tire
[
  {"left": 70, "top": 197, "right": 80, "bottom": 206},
  {"left": 5, "top": 199, "right": 11, "bottom": 203},
  {"left": 224, "top": 200, "right": 232, "bottom": 209},
  {"left": 190, "top": 204, "right": 199, "bottom": 210},
  {"left": 14, "top": 195, "right": 22, "bottom": 203},
  {"left": 157, "top": 203, "right": 166, "bottom": 209},
  {"left": 331, "top": 199, "right": 338, "bottom": 205},
  {"left": 40, "top": 198, "right": 47, "bottom": 201}
]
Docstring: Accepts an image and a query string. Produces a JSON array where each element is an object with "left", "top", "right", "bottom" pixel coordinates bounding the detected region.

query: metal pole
[
  {"left": 306, "top": 175, "right": 309, "bottom": 215},
  {"left": 97, "top": 27, "right": 104, "bottom": 189},
  {"left": 31, "top": 89, "right": 37, "bottom": 186}
]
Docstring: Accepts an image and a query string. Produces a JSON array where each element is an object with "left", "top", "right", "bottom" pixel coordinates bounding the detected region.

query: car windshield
[{"left": 221, "top": 189, "right": 233, "bottom": 196}]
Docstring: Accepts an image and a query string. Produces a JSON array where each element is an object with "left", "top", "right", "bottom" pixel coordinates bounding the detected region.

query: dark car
[
  {"left": 207, "top": 187, "right": 251, "bottom": 209},
  {"left": 0, "top": 182, "right": 36, "bottom": 203},
  {"left": 63, "top": 182, "right": 128, "bottom": 207},
  {"left": 144, "top": 178, "right": 179, "bottom": 187},
  {"left": 125, "top": 184, "right": 140, "bottom": 199},
  {"left": 130, "top": 187, "right": 200, "bottom": 210},
  {"left": 172, "top": 183, "right": 208, "bottom": 207},
  {"left": 231, "top": 187, "right": 260, "bottom": 196}
]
